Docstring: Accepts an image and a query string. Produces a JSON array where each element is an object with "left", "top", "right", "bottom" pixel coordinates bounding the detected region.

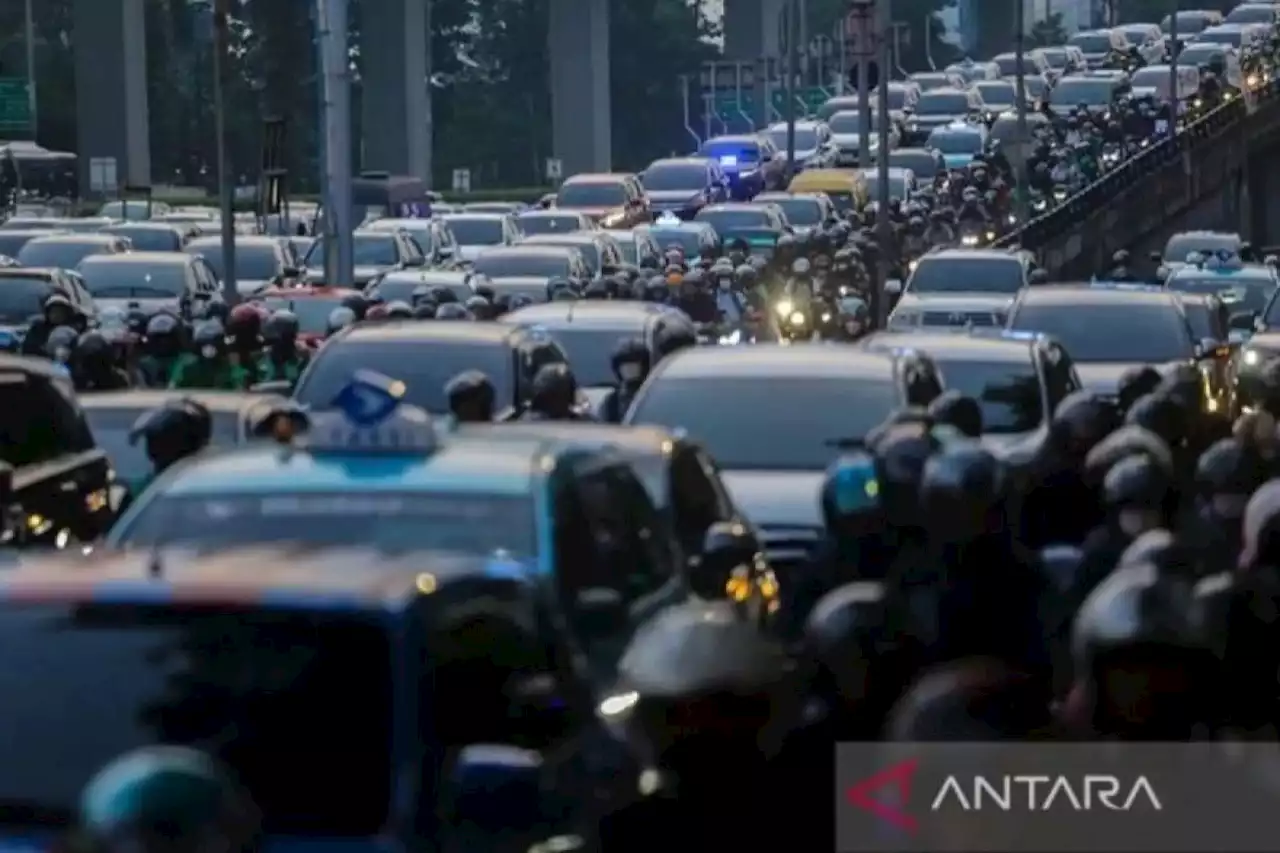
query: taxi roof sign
[
  {"left": 655, "top": 212, "right": 682, "bottom": 225},
  {"left": 305, "top": 370, "right": 438, "bottom": 454}
]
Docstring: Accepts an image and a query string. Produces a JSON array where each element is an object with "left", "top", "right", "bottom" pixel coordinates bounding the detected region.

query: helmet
[
  {"left": 326, "top": 306, "right": 356, "bottom": 334},
  {"left": 611, "top": 336, "right": 650, "bottom": 383},
  {"left": 436, "top": 303, "right": 472, "bottom": 321},
  {"left": 926, "top": 390, "right": 983, "bottom": 438},
  {"left": 1103, "top": 454, "right": 1171, "bottom": 510},
  {"left": 129, "top": 398, "right": 213, "bottom": 470},
  {"left": 263, "top": 310, "right": 300, "bottom": 344},
  {"left": 529, "top": 363, "right": 578, "bottom": 415},
  {"left": 385, "top": 300, "right": 414, "bottom": 319},
  {"left": 445, "top": 370, "right": 496, "bottom": 423}
]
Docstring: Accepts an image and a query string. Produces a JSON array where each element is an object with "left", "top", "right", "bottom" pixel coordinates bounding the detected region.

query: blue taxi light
[
  {"left": 306, "top": 371, "right": 438, "bottom": 454},
  {"left": 719, "top": 155, "right": 739, "bottom": 166},
  {"left": 331, "top": 369, "right": 406, "bottom": 427}
]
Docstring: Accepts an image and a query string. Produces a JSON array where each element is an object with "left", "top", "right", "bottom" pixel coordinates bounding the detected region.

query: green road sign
[
  {"left": 707, "top": 86, "right": 831, "bottom": 126},
  {"left": 0, "top": 79, "right": 32, "bottom": 132}
]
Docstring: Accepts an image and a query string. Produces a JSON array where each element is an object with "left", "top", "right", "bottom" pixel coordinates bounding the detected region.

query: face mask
[
  {"left": 200, "top": 344, "right": 218, "bottom": 359},
  {"left": 619, "top": 363, "right": 643, "bottom": 382}
]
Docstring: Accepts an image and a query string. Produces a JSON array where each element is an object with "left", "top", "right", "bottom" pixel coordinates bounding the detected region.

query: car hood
[
  {"left": 913, "top": 113, "right": 959, "bottom": 125},
  {"left": 457, "top": 245, "right": 493, "bottom": 261},
  {"left": 647, "top": 190, "right": 702, "bottom": 206},
  {"left": 902, "top": 293, "right": 1014, "bottom": 308},
  {"left": 96, "top": 296, "right": 182, "bottom": 315},
  {"left": 719, "top": 469, "right": 824, "bottom": 528}
]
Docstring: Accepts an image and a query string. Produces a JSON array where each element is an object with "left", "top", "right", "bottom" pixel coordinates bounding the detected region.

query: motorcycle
[{"left": 958, "top": 221, "right": 995, "bottom": 248}]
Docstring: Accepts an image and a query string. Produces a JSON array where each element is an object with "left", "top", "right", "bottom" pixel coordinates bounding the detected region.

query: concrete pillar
[
  {"left": 549, "top": 0, "right": 611, "bottom": 176},
  {"left": 723, "top": 0, "right": 786, "bottom": 62},
  {"left": 73, "top": 0, "right": 150, "bottom": 190},
  {"left": 360, "top": 0, "right": 429, "bottom": 181}
]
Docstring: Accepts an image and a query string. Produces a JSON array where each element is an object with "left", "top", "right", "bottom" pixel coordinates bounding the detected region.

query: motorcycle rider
[
  {"left": 72, "top": 330, "right": 131, "bottom": 391},
  {"left": 135, "top": 314, "right": 186, "bottom": 388},
  {"left": 21, "top": 292, "right": 83, "bottom": 357},
  {"left": 169, "top": 321, "right": 250, "bottom": 390},
  {"left": 601, "top": 337, "right": 650, "bottom": 423},
  {"left": 676, "top": 268, "right": 718, "bottom": 323},
  {"left": 122, "top": 397, "right": 213, "bottom": 506},
  {"left": 44, "top": 324, "right": 78, "bottom": 372},
  {"left": 225, "top": 303, "right": 265, "bottom": 386},
  {"left": 520, "top": 363, "right": 592, "bottom": 421},
  {"left": 257, "top": 310, "right": 307, "bottom": 385},
  {"left": 445, "top": 370, "right": 496, "bottom": 423},
  {"left": 1108, "top": 249, "right": 1137, "bottom": 281},
  {"left": 924, "top": 209, "right": 955, "bottom": 246}
]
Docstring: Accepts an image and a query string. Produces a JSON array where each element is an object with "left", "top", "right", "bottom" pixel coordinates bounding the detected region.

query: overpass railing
[{"left": 994, "top": 78, "right": 1280, "bottom": 279}]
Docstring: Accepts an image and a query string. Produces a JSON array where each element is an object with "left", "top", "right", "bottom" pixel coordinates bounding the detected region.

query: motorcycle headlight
[
  {"left": 1244, "top": 348, "right": 1263, "bottom": 367},
  {"left": 908, "top": 259, "right": 919, "bottom": 272},
  {"left": 961, "top": 234, "right": 978, "bottom": 246},
  {"left": 985, "top": 231, "right": 996, "bottom": 241},
  {"left": 775, "top": 299, "right": 794, "bottom": 316},
  {"left": 789, "top": 311, "right": 807, "bottom": 326}
]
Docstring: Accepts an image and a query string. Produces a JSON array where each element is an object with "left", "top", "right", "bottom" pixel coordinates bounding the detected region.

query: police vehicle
[
  {"left": 107, "top": 373, "right": 699, "bottom": 673},
  {"left": 695, "top": 134, "right": 787, "bottom": 199},
  {"left": 0, "top": 544, "right": 594, "bottom": 849}
]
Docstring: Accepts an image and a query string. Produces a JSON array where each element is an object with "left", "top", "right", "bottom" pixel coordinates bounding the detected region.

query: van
[
  {"left": 787, "top": 169, "right": 869, "bottom": 213},
  {"left": 1129, "top": 64, "right": 1201, "bottom": 103}
]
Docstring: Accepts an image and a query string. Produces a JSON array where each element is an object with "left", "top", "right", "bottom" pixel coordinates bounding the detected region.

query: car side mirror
[
  {"left": 438, "top": 246, "right": 454, "bottom": 259},
  {"left": 282, "top": 266, "right": 300, "bottom": 278},
  {"left": 574, "top": 587, "right": 628, "bottom": 636},
  {"left": 690, "top": 520, "right": 760, "bottom": 599},
  {"left": 403, "top": 256, "right": 426, "bottom": 267},
  {"left": 449, "top": 744, "right": 546, "bottom": 832}
]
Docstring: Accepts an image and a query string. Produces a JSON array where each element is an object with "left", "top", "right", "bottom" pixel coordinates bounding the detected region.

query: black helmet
[
  {"left": 431, "top": 285, "right": 459, "bottom": 305},
  {"left": 1195, "top": 438, "right": 1265, "bottom": 496},
  {"left": 873, "top": 423, "right": 939, "bottom": 527},
  {"left": 192, "top": 320, "right": 225, "bottom": 352},
  {"left": 445, "top": 369, "right": 496, "bottom": 423},
  {"left": 145, "top": 313, "right": 181, "bottom": 339},
  {"left": 385, "top": 300, "right": 414, "bottom": 319},
  {"left": 435, "top": 303, "right": 472, "bottom": 321},
  {"left": 463, "top": 295, "right": 491, "bottom": 318},
  {"left": 654, "top": 325, "right": 697, "bottom": 361},
  {"left": 611, "top": 336, "right": 650, "bottom": 383},
  {"left": 410, "top": 285, "right": 435, "bottom": 307},
  {"left": 1084, "top": 425, "right": 1173, "bottom": 487},
  {"left": 76, "top": 329, "right": 112, "bottom": 362},
  {"left": 1103, "top": 454, "right": 1171, "bottom": 510},
  {"left": 79, "top": 746, "right": 259, "bottom": 853},
  {"left": 583, "top": 281, "right": 610, "bottom": 300},
  {"left": 263, "top": 310, "right": 300, "bottom": 343},
  {"left": 1124, "top": 393, "right": 1185, "bottom": 446},
  {"left": 926, "top": 390, "right": 983, "bottom": 438},
  {"left": 412, "top": 303, "right": 437, "bottom": 320},
  {"left": 919, "top": 441, "right": 1006, "bottom": 541},
  {"left": 530, "top": 363, "right": 578, "bottom": 415},
  {"left": 339, "top": 293, "right": 368, "bottom": 319},
  {"left": 1117, "top": 365, "right": 1162, "bottom": 413},
  {"left": 129, "top": 398, "right": 213, "bottom": 471},
  {"left": 1050, "top": 390, "right": 1118, "bottom": 456}
]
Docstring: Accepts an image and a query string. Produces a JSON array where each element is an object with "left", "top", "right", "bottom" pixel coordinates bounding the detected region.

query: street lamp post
[
  {"left": 212, "top": 0, "right": 237, "bottom": 304},
  {"left": 1014, "top": 0, "right": 1029, "bottom": 227}
]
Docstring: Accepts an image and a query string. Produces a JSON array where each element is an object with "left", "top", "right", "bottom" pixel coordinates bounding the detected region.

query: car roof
[
  {"left": 79, "top": 390, "right": 280, "bottom": 414},
  {"left": 23, "top": 233, "right": 119, "bottom": 245},
  {"left": 78, "top": 251, "right": 191, "bottom": 266},
  {"left": 0, "top": 546, "right": 505, "bottom": 612},
  {"left": 339, "top": 318, "right": 519, "bottom": 345},
  {"left": 478, "top": 244, "right": 579, "bottom": 256},
  {"left": 639, "top": 222, "right": 713, "bottom": 233},
  {"left": 377, "top": 269, "right": 471, "bottom": 283},
  {"left": 1014, "top": 284, "right": 1180, "bottom": 307},
  {"left": 921, "top": 248, "right": 1017, "bottom": 261},
  {"left": 562, "top": 173, "right": 631, "bottom": 183},
  {"left": 103, "top": 222, "right": 184, "bottom": 232},
  {"left": 862, "top": 331, "right": 1036, "bottom": 364},
  {"left": 654, "top": 343, "right": 901, "bottom": 381},
  {"left": 703, "top": 135, "right": 759, "bottom": 145},
  {"left": 502, "top": 300, "right": 665, "bottom": 328},
  {"left": 443, "top": 212, "right": 508, "bottom": 220},
  {"left": 1168, "top": 265, "right": 1276, "bottom": 281},
  {"left": 163, "top": 434, "right": 550, "bottom": 498},
  {"left": 647, "top": 156, "right": 716, "bottom": 167},
  {"left": 0, "top": 229, "right": 68, "bottom": 238},
  {"left": 895, "top": 293, "right": 1016, "bottom": 310},
  {"left": 755, "top": 192, "right": 822, "bottom": 202},
  {"left": 702, "top": 202, "right": 770, "bottom": 213},
  {"left": 522, "top": 233, "right": 605, "bottom": 245},
  {"left": 517, "top": 209, "right": 588, "bottom": 218},
  {"left": 187, "top": 235, "right": 278, "bottom": 247},
  {"left": 458, "top": 421, "right": 677, "bottom": 454}
]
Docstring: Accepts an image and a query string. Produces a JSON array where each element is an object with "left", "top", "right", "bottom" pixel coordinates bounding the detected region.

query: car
[
  {"left": 1038, "top": 45, "right": 1086, "bottom": 77},
  {"left": 972, "top": 80, "right": 1026, "bottom": 121},
  {"left": 624, "top": 344, "right": 945, "bottom": 569},
  {"left": 554, "top": 173, "right": 650, "bottom": 227},
  {"left": 888, "top": 293, "right": 1017, "bottom": 331},
  {"left": 855, "top": 167, "right": 916, "bottom": 204},
  {"left": 945, "top": 59, "right": 1001, "bottom": 84},
  {"left": 185, "top": 234, "right": 299, "bottom": 297},
  {"left": 1049, "top": 73, "right": 1130, "bottom": 117},
  {"left": 637, "top": 221, "right": 721, "bottom": 260},
  {"left": 0, "top": 228, "right": 68, "bottom": 258},
  {"left": 1116, "top": 22, "right": 1168, "bottom": 63},
  {"left": 105, "top": 380, "right": 698, "bottom": 675},
  {"left": 0, "top": 217, "right": 65, "bottom": 232},
  {"left": 1005, "top": 283, "right": 1222, "bottom": 406},
  {"left": 696, "top": 134, "right": 787, "bottom": 198},
  {"left": 296, "top": 321, "right": 570, "bottom": 415},
  {"left": 499, "top": 300, "right": 688, "bottom": 392},
  {"left": 602, "top": 228, "right": 663, "bottom": 269},
  {"left": 752, "top": 192, "right": 837, "bottom": 236},
  {"left": 861, "top": 330, "right": 1076, "bottom": 444},
  {"left": 80, "top": 390, "right": 278, "bottom": 497},
  {"left": 1164, "top": 258, "right": 1278, "bottom": 333},
  {"left": 906, "top": 88, "right": 985, "bottom": 142},
  {"left": 15, "top": 233, "right": 130, "bottom": 271},
  {"left": 515, "top": 209, "right": 598, "bottom": 236},
  {"left": 1162, "top": 8, "right": 1222, "bottom": 35},
  {"left": 361, "top": 217, "right": 460, "bottom": 267},
  {"left": 899, "top": 247, "right": 1031, "bottom": 299},
  {"left": 49, "top": 217, "right": 117, "bottom": 234},
  {"left": 886, "top": 147, "right": 947, "bottom": 183},
  {"left": 639, "top": 156, "right": 730, "bottom": 219},
  {"left": 693, "top": 202, "right": 789, "bottom": 237},
  {"left": 367, "top": 269, "right": 476, "bottom": 307},
  {"left": 441, "top": 212, "right": 522, "bottom": 262},
  {"left": 100, "top": 222, "right": 192, "bottom": 252},
  {"left": 96, "top": 199, "right": 173, "bottom": 221},
  {"left": 301, "top": 229, "right": 421, "bottom": 286},
  {"left": 0, "top": 267, "right": 95, "bottom": 332},
  {"left": 1158, "top": 231, "right": 1244, "bottom": 275},
  {"left": 925, "top": 122, "right": 990, "bottom": 170},
  {"left": 992, "top": 49, "right": 1051, "bottom": 78},
  {"left": 761, "top": 121, "right": 839, "bottom": 173},
  {"left": 1129, "top": 64, "right": 1202, "bottom": 103},
  {"left": 470, "top": 245, "right": 593, "bottom": 300},
  {"left": 1224, "top": 3, "right": 1279, "bottom": 25},
  {"left": 248, "top": 285, "right": 365, "bottom": 345},
  {"left": 519, "top": 232, "right": 625, "bottom": 279},
  {"left": 826, "top": 109, "right": 900, "bottom": 166},
  {"left": 1175, "top": 291, "right": 1239, "bottom": 416},
  {"left": 1068, "top": 27, "right": 1131, "bottom": 68},
  {"left": 1195, "top": 22, "right": 1270, "bottom": 50},
  {"left": 906, "top": 70, "right": 967, "bottom": 92},
  {"left": 77, "top": 252, "right": 219, "bottom": 318}
]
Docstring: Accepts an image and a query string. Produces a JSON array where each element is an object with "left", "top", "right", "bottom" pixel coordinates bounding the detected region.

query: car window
[
  {"left": 0, "top": 276, "right": 53, "bottom": 323},
  {"left": 935, "top": 359, "right": 1045, "bottom": 433},
  {"left": 1009, "top": 300, "right": 1194, "bottom": 362},
  {"left": 909, "top": 256, "right": 1023, "bottom": 294},
  {"left": 79, "top": 261, "right": 189, "bottom": 299}
]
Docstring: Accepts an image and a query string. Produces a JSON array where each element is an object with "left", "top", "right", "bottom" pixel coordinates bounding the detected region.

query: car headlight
[
  {"left": 775, "top": 299, "right": 794, "bottom": 316},
  {"left": 718, "top": 329, "right": 742, "bottom": 345},
  {"left": 789, "top": 311, "right": 806, "bottom": 326},
  {"left": 961, "top": 234, "right": 979, "bottom": 246},
  {"left": 1244, "top": 348, "right": 1263, "bottom": 366},
  {"left": 908, "top": 259, "right": 919, "bottom": 272},
  {"left": 985, "top": 231, "right": 996, "bottom": 241}
]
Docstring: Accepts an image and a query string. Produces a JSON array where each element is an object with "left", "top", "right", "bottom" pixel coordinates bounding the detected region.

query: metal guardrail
[{"left": 995, "top": 78, "right": 1280, "bottom": 278}]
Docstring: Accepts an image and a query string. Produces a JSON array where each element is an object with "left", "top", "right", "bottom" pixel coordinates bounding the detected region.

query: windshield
[
  {"left": 97, "top": 200, "right": 153, "bottom": 221},
  {"left": 890, "top": 151, "right": 941, "bottom": 178},
  {"left": 643, "top": 164, "right": 711, "bottom": 191},
  {"left": 629, "top": 376, "right": 899, "bottom": 470},
  {"left": 516, "top": 214, "right": 586, "bottom": 236},
  {"left": 765, "top": 127, "right": 820, "bottom": 150},
  {"left": 935, "top": 360, "right": 1044, "bottom": 433},
  {"left": 828, "top": 113, "right": 871, "bottom": 134},
  {"left": 0, "top": 603, "right": 393, "bottom": 834},
  {"left": 910, "top": 74, "right": 951, "bottom": 90},
  {"left": 926, "top": 131, "right": 983, "bottom": 154},
  {"left": 0, "top": 232, "right": 45, "bottom": 257},
  {"left": 303, "top": 234, "right": 398, "bottom": 267},
  {"left": 1069, "top": 32, "right": 1113, "bottom": 52},
  {"left": 443, "top": 217, "right": 504, "bottom": 245},
  {"left": 1164, "top": 12, "right": 1211, "bottom": 32},
  {"left": 699, "top": 141, "right": 760, "bottom": 164},
  {"left": 1023, "top": 76, "right": 1048, "bottom": 97},
  {"left": 16, "top": 240, "right": 111, "bottom": 270},
  {"left": 80, "top": 261, "right": 187, "bottom": 298},
  {"left": 364, "top": 222, "right": 434, "bottom": 252},
  {"left": 189, "top": 243, "right": 281, "bottom": 281},
  {"left": 1131, "top": 67, "right": 1174, "bottom": 91},
  {"left": 1009, "top": 302, "right": 1193, "bottom": 362},
  {"left": 472, "top": 252, "right": 572, "bottom": 279},
  {"left": 1050, "top": 79, "right": 1115, "bottom": 105},
  {"left": 371, "top": 276, "right": 469, "bottom": 304},
  {"left": 556, "top": 182, "right": 626, "bottom": 207},
  {"left": 767, "top": 197, "right": 823, "bottom": 226},
  {"left": 1196, "top": 29, "right": 1242, "bottom": 45},
  {"left": 976, "top": 83, "right": 1016, "bottom": 105},
  {"left": 298, "top": 339, "right": 513, "bottom": 414},
  {"left": 1226, "top": 6, "right": 1272, "bottom": 23},
  {"left": 1166, "top": 275, "right": 1276, "bottom": 314},
  {"left": 994, "top": 56, "right": 1021, "bottom": 75},
  {"left": 1177, "top": 46, "right": 1224, "bottom": 65},
  {"left": 1041, "top": 48, "right": 1069, "bottom": 68},
  {"left": 87, "top": 408, "right": 242, "bottom": 486},
  {"left": 861, "top": 173, "right": 909, "bottom": 199},
  {"left": 534, "top": 327, "right": 632, "bottom": 386},
  {"left": 647, "top": 228, "right": 708, "bottom": 257},
  {"left": 253, "top": 295, "right": 345, "bottom": 335},
  {"left": 115, "top": 491, "right": 536, "bottom": 558},
  {"left": 696, "top": 209, "right": 770, "bottom": 232},
  {"left": 917, "top": 92, "right": 971, "bottom": 114},
  {"left": 1163, "top": 233, "right": 1240, "bottom": 262},
  {"left": 104, "top": 227, "right": 180, "bottom": 252},
  {"left": 910, "top": 256, "right": 1023, "bottom": 294},
  {"left": 0, "top": 276, "right": 51, "bottom": 323}
]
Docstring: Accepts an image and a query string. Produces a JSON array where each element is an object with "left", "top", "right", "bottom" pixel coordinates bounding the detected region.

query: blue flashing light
[
  {"left": 306, "top": 371, "right": 438, "bottom": 454},
  {"left": 483, "top": 553, "right": 530, "bottom": 581},
  {"left": 1000, "top": 330, "right": 1041, "bottom": 341},
  {"left": 719, "top": 155, "right": 739, "bottom": 167}
]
